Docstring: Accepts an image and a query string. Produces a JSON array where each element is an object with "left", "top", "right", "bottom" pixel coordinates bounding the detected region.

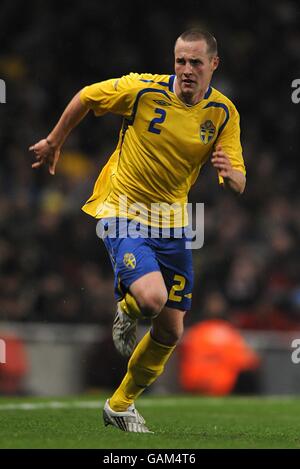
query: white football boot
[
  {"left": 112, "top": 302, "right": 137, "bottom": 357},
  {"left": 103, "top": 399, "right": 153, "bottom": 433}
]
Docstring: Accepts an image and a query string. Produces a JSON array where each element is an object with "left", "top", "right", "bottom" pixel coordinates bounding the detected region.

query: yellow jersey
[{"left": 80, "top": 73, "right": 245, "bottom": 227}]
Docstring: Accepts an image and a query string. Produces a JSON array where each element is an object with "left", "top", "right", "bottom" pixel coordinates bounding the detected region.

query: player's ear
[{"left": 211, "top": 56, "right": 219, "bottom": 71}]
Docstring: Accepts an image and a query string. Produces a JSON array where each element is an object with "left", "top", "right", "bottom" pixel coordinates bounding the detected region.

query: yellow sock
[
  {"left": 109, "top": 331, "right": 175, "bottom": 411},
  {"left": 120, "top": 292, "right": 142, "bottom": 320}
]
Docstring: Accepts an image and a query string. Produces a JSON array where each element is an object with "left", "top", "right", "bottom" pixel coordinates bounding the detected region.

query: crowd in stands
[{"left": 0, "top": 0, "right": 299, "bottom": 329}]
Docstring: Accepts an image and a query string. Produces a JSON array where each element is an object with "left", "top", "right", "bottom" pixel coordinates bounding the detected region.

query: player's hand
[
  {"left": 29, "top": 139, "right": 60, "bottom": 175},
  {"left": 211, "top": 144, "right": 233, "bottom": 178}
]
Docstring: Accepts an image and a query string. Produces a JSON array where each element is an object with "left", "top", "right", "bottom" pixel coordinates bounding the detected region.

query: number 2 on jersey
[{"left": 148, "top": 108, "right": 166, "bottom": 134}]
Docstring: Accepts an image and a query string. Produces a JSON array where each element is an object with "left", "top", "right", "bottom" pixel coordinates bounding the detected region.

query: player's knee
[
  {"left": 138, "top": 291, "right": 167, "bottom": 319},
  {"left": 153, "top": 323, "right": 184, "bottom": 346}
]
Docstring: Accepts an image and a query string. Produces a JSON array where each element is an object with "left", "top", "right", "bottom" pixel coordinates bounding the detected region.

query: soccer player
[{"left": 29, "top": 29, "right": 246, "bottom": 433}]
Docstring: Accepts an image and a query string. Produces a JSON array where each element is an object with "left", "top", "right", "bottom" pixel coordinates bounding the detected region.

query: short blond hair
[{"left": 176, "top": 29, "right": 218, "bottom": 57}]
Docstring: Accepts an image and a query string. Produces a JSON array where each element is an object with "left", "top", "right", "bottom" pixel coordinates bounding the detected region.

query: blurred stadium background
[{"left": 0, "top": 0, "right": 300, "bottom": 400}]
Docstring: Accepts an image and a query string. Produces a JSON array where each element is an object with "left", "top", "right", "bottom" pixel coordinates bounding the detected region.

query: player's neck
[{"left": 174, "top": 77, "right": 206, "bottom": 106}]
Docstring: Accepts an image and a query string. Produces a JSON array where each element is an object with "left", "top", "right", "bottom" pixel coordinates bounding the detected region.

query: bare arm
[
  {"left": 211, "top": 144, "right": 246, "bottom": 194},
  {"left": 29, "top": 91, "right": 89, "bottom": 175}
]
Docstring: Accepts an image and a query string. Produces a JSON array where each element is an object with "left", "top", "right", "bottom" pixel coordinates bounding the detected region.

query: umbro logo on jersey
[{"left": 153, "top": 99, "right": 172, "bottom": 106}]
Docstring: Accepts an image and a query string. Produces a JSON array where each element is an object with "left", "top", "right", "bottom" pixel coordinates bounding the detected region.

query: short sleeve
[{"left": 80, "top": 73, "right": 141, "bottom": 117}]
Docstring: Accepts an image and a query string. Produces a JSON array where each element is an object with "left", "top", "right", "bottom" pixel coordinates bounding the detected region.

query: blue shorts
[{"left": 98, "top": 218, "right": 194, "bottom": 311}]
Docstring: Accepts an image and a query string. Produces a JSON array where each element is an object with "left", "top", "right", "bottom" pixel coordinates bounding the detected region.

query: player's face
[{"left": 174, "top": 38, "right": 219, "bottom": 104}]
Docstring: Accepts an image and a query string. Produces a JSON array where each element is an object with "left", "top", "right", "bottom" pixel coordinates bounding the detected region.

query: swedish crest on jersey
[
  {"left": 200, "top": 120, "right": 216, "bottom": 144},
  {"left": 123, "top": 253, "right": 136, "bottom": 270}
]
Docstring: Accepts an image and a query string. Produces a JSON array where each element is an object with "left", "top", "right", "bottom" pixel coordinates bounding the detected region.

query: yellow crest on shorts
[{"left": 123, "top": 253, "right": 136, "bottom": 270}]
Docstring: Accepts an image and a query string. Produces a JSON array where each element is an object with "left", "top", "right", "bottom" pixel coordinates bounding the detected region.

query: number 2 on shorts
[{"left": 169, "top": 274, "right": 186, "bottom": 302}]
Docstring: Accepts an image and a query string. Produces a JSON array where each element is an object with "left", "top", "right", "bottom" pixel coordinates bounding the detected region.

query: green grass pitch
[{"left": 1, "top": 395, "right": 300, "bottom": 449}]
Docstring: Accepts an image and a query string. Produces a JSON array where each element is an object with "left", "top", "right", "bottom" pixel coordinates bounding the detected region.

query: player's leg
[
  {"left": 105, "top": 310, "right": 188, "bottom": 433},
  {"left": 129, "top": 271, "right": 168, "bottom": 318},
  {"left": 107, "top": 239, "right": 192, "bottom": 428},
  {"left": 105, "top": 306, "right": 183, "bottom": 432},
  {"left": 151, "top": 305, "right": 186, "bottom": 345},
  {"left": 113, "top": 271, "right": 168, "bottom": 356},
  {"left": 112, "top": 306, "right": 185, "bottom": 404},
  {"left": 119, "top": 270, "right": 168, "bottom": 320},
  {"left": 104, "top": 271, "right": 171, "bottom": 432},
  {"left": 103, "top": 228, "right": 192, "bottom": 432},
  {"left": 113, "top": 270, "right": 168, "bottom": 355},
  {"left": 107, "top": 224, "right": 170, "bottom": 356},
  {"left": 107, "top": 306, "right": 183, "bottom": 415}
]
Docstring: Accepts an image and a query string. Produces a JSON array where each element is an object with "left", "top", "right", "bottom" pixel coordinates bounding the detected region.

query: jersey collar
[{"left": 172, "top": 76, "right": 212, "bottom": 106}]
